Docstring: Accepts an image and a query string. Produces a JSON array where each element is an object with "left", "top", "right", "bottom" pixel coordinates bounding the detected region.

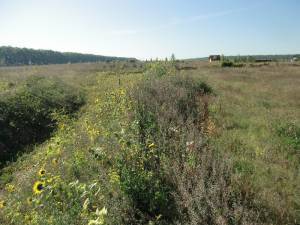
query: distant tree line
[
  {"left": 188, "top": 54, "right": 300, "bottom": 62},
  {"left": 222, "top": 54, "right": 300, "bottom": 63},
  {"left": 0, "top": 46, "right": 135, "bottom": 66}
]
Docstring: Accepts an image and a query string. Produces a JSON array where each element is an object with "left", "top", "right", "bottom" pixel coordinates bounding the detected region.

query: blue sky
[{"left": 0, "top": 0, "right": 299, "bottom": 59}]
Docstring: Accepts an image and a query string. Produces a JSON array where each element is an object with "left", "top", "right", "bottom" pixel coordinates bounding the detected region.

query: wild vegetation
[
  {"left": 0, "top": 76, "right": 85, "bottom": 166},
  {"left": 0, "top": 59, "right": 299, "bottom": 224}
]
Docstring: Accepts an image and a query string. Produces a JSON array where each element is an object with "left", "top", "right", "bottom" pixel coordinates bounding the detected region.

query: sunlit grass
[{"left": 0, "top": 61, "right": 299, "bottom": 224}]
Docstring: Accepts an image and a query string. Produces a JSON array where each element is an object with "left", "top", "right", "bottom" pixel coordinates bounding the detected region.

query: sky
[{"left": 0, "top": 0, "right": 299, "bottom": 59}]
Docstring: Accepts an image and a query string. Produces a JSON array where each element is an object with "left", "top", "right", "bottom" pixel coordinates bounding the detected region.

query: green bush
[
  {"left": 221, "top": 61, "right": 245, "bottom": 67},
  {"left": 118, "top": 164, "right": 173, "bottom": 218},
  {"left": 0, "top": 76, "right": 85, "bottom": 165},
  {"left": 145, "top": 62, "right": 169, "bottom": 77},
  {"left": 221, "top": 61, "right": 234, "bottom": 67},
  {"left": 144, "top": 60, "right": 179, "bottom": 77}
]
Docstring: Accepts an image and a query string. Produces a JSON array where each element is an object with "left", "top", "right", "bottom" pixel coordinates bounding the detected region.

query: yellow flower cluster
[
  {"left": 32, "top": 168, "right": 57, "bottom": 195},
  {"left": 84, "top": 119, "right": 101, "bottom": 142}
]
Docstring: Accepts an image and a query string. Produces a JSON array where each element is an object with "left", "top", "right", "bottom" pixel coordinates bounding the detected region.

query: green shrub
[
  {"left": 0, "top": 76, "right": 85, "bottom": 165},
  {"left": 145, "top": 62, "right": 169, "bottom": 77},
  {"left": 118, "top": 164, "right": 173, "bottom": 218},
  {"left": 221, "top": 61, "right": 244, "bottom": 67},
  {"left": 221, "top": 61, "right": 234, "bottom": 67},
  {"left": 145, "top": 60, "right": 179, "bottom": 77}
]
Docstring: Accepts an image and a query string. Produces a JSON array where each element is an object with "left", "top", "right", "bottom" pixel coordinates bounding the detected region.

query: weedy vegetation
[
  {"left": 0, "top": 60, "right": 299, "bottom": 225},
  {"left": 0, "top": 76, "right": 85, "bottom": 165}
]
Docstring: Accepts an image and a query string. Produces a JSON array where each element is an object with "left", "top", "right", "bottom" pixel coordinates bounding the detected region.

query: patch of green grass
[{"left": 276, "top": 122, "right": 300, "bottom": 151}]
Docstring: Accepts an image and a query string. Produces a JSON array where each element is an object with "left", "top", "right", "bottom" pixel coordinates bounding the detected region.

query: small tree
[
  {"left": 221, "top": 54, "right": 225, "bottom": 62},
  {"left": 170, "top": 53, "right": 176, "bottom": 62},
  {"left": 169, "top": 54, "right": 178, "bottom": 74}
]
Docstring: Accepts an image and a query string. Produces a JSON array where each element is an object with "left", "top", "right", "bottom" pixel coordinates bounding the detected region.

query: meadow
[{"left": 0, "top": 60, "right": 299, "bottom": 225}]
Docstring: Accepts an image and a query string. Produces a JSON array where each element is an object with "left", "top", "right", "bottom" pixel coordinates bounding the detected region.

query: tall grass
[
  {"left": 126, "top": 74, "right": 284, "bottom": 224},
  {"left": 0, "top": 61, "right": 299, "bottom": 224}
]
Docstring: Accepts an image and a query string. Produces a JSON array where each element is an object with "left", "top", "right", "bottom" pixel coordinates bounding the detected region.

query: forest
[{"left": 0, "top": 46, "right": 134, "bottom": 66}]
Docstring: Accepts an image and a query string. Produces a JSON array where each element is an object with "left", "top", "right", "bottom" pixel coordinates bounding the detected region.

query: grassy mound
[{"left": 0, "top": 76, "right": 85, "bottom": 165}]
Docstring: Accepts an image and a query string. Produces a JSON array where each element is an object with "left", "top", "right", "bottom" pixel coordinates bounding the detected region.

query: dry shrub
[
  {"left": 127, "top": 75, "right": 213, "bottom": 223},
  {"left": 129, "top": 75, "right": 282, "bottom": 224}
]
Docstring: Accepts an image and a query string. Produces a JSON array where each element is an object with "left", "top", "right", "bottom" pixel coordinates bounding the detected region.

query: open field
[
  {"left": 0, "top": 61, "right": 299, "bottom": 224},
  {"left": 186, "top": 62, "right": 300, "bottom": 222}
]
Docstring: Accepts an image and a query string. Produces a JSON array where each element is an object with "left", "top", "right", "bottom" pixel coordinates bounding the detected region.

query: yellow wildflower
[
  {"left": 33, "top": 181, "right": 45, "bottom": 194},
  {"left": 0, "top": 200, "right": 6, "bottom": 208},
  {"left": 27, "top": 197, "right": 33, "bottom": 205},
  {"left": 38, "top": 168, "right": 46, "bottom": 177}
]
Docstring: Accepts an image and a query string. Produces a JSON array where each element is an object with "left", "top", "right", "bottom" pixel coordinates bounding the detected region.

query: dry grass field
[{"left": 185, "top": 62, "right": 300, "bottom": 222}]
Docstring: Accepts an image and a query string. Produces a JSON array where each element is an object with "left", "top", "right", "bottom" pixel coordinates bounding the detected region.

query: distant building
[{"left": 209, "top": 55, "right": 221, "bottom": 63}]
